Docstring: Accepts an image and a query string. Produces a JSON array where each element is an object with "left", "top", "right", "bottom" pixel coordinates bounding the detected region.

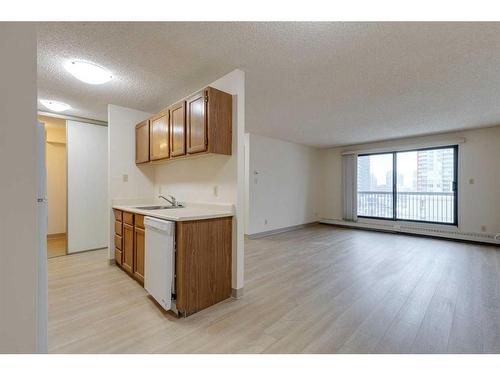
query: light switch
[
  {"left": 213, "top": 185, "right": 218, "bottom": 197},
  {"left": 122, "top": 174, "right": 128, "bottom": 182},
  {"left": 469, "top": 178, "right": 474, "bottom": 184}
]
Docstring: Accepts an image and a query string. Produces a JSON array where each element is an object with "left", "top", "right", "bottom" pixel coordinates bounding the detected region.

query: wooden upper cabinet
[
  {"left": 206, "top": 87, "right": 232, "bottom": 155},
  {"left": 186, "top": 90, "right": 207, "bottom": 154},
  {"left": 149, "top": 112, "right": 169, "bottom": 161},
  {"left": 135, "top": 120, "right": 150, "bottom": 164},
  {"left": 187, "top": 87, "right": 232, "bottom": 156},
  {"left": 134, "top": 87, "right": 232, "bottom": 164},
  {"left": 169, "top": 100, "right": 186, "bottom": 158}
]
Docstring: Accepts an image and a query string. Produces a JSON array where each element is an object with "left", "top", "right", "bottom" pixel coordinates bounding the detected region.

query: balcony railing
[{"left": 357, "top": 191, "right": 455, "bottom": 223}]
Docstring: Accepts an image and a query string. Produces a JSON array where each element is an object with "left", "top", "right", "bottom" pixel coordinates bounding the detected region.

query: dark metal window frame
[{"left": 357, "top": 145, "right": 459, "bottom": 226}]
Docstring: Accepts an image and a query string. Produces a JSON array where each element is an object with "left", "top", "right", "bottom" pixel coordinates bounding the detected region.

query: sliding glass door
[
  {"left": 357, "top": 146, "right": 458, "bottom": 225},
  {"left": 357, "top": 153, "right": 394, "bottom": 219}
]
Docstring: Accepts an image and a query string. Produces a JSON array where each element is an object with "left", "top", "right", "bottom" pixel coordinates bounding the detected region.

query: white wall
[
  {"left": 318, "top": 126, "right": 500, "bottom": 240},
  {"left": 153, "top": 69, "right": 246, "bottom": 291},
  {"left": 45, "top": 123, "right": 67, "bottom": 235},
  {"left": 154, "top": 154, "right": 236, "bottom": 203},
  {"left": 108, "top": 105, "right": 154, "bottom": 259},
  {"left": 245, "top": 133, "right": 321, "bottom": 235},
  {"left": 0, "top": 23, "right": 39, "bottom": 353},
  {"left": 67, "top": 121, "right": 108, "bottom": 253}
]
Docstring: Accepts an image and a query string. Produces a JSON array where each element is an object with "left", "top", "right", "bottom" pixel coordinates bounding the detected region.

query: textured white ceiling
[{"left": 37, "top": 22, "right": 500, "bottom": 147}]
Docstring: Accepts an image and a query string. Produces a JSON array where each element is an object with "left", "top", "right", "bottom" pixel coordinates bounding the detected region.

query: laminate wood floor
[
  {"left": 48, "top": 225, "right": 500, "bottom": 353},
  {"left": 47, "top": 235, "right": 66, "bottom": 258}
]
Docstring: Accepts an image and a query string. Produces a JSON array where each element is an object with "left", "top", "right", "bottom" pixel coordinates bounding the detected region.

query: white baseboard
[
  {"left": 320, "top": 218, "right": 500, "bottom": 245},
  {"left": 231, "top": 287, "right": 244, "bottom": 299},
  {"left": 246, "top": 222, "right": 318, "bottom": 240}
]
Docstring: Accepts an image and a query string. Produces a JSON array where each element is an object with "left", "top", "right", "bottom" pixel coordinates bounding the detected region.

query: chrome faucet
[{"left": 159, "top": 194, "right": 182, "bottom": 207}]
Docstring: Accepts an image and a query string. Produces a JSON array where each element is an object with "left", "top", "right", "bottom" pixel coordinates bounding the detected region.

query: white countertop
[{"left": 112, "top": 202, "right": 234, "bottom": 222}]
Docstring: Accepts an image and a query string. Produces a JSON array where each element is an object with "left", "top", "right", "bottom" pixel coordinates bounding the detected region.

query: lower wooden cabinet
[
  {"left": 134, "top": 226, "right": 145, "bottom": 284},
  {"left": 176, "top": 216, "right": 232, "bottom": 316},
  {"left": 122, "top": 223, "right": 134, "bottom": 274},
  {"left": 114, "top": 248, "right": 123, "bottom": 265},
  {"left": 113, "top": 210, "right": 123, "bottom": 265},
  {"left": 112, "top": 208, "right": 233, "bottom": 317},
  {"left": 113, "top": 210, "right": 145, "bottom": 284}
]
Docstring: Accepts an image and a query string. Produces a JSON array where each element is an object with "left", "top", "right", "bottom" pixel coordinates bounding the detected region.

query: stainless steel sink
[{"left": 135, "top": 205, "right": 183, "bottom": 210}]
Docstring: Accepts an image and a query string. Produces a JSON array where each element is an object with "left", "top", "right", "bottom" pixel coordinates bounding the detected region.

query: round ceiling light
[
  {"left": 64, "top": 60, "right": 113, "bottom": 85},
  {"left": 40, "top": 99, "right": 71, "bottom": 112}
]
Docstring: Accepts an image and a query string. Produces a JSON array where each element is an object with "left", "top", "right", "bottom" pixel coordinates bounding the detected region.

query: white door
[{"left": 67, "top": 121, "right": 108, "bottom": 253}]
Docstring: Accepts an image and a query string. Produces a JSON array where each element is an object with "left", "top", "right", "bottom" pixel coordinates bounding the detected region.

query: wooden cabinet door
[
  {"left": 176, "top": 217, "right": 232, "bottom": 316},
  {"left": 122, "top": 223, "right": 134, "bottom": 274},
  {"left": 134, "top": 227, "right": 145, "bottom": 284},
  {"left": 205, "top": 87, "right": 232, "bottom": 155},
  {"left": 135, "top": 120, "right": 150, "bottom": 164},
  {"left": 186, "top": 90, "right": 207, "bottom": 154},
  {"left": 169, "top": 101, "right": 186, "bottom": 157},
  {"left": 150, "top": 113, "right": 169, "bottom": 160}
]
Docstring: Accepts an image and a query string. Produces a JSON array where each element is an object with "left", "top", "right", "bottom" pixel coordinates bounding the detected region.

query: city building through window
[{"left": 357, "top": 146, "right": 458, "bottom": 224}]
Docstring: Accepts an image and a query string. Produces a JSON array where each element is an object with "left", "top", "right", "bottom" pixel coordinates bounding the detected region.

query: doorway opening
[
  {"left": 39, "top": 114, "right": 109, "bottom": 259},
  {"left": 39, "top": 115, "right": 67, "bottom": 258}
]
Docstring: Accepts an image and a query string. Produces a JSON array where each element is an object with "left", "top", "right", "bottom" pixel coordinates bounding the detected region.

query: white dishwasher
[{"left": 144, "top": 216, "right": 175, "bottom": 311}]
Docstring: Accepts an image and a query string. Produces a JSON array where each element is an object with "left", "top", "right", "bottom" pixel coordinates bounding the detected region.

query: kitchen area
[{"left": 108, "top": 70, "right": 246, "bottom": 318}]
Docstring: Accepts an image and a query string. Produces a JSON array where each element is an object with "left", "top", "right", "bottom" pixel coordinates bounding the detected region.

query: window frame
[{"left": 357, "top": 145, "right": 459, "bottom": 226}]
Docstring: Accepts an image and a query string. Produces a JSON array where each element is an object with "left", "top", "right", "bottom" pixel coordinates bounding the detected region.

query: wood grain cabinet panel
[
  {"left": 205, "top": 87, "right": 232, "bottom": 155},
  {"left": 134, "top": 86, "right": 232, "bottom": 164},
  {"left": 169, "top": 101, "right": 186, "bottom": 157},
  {"left": 134, "top": 214, "right": 145, "bottom": 229},
  {"left": 122, "top": 223, "right": 134, "bottom": 274},
  {"left": 134, "top": 227, "right": 145, "bottom": 284},
  {"left": 150, "top": 113, "right": 169, "bottom": 161},
  {"left": 115, "top": 248, "right": 123, "bottom": 265},
  {"left": 135, "top": 120, "right": 150, "bottom": 164},
  {"left": 115, "top": 220, "right": 122, "bottom": 236},
  {"left": 123, "top": 212, "right": 134, "bottom": 226},
  {"left": 113, "top": 209, "right": 122, "bottom": 222},
  {"left": 114, "top": 234, "right": 122, "bottom": 250},
  {"left": 186, "top": 90, "right": 207, "bottom": 154},
  {"left": 176, "top": 217, "right": 232, "bottom": 316}
]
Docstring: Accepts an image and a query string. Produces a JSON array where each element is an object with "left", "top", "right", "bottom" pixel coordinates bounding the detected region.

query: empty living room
[{"left": 1, "top": 1, "right": 500, "bottom": 374}]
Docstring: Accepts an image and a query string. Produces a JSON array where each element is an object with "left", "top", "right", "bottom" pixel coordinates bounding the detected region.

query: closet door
[
  {"left": 169, "top": 100, "right": 186, "bottom": 157},
  {"left": 67, "top": 121, "right": 108, "bottom": 253}
]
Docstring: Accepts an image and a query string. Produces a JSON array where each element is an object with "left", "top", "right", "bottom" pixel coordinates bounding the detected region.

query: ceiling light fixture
[
  {"left": 40, "top": 99, "right": 71, "bottom": 112},
  {"left": 64, "top": 60, "right": 113, "bottom": 85}
]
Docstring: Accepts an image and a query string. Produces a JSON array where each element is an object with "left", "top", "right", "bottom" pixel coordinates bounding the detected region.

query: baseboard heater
[{"left": 320, "top": 218, "right": 500, "bottom": 246}]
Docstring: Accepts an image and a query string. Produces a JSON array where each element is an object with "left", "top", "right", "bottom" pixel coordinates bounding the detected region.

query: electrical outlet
[
  {"left": 122, "top": 174, "right": 128, "bottom": 182},
  {"left": 481, "top": 225, "right": 487, "bottom": 232},
  {"left": 264, "top": 219, "right": 268, "bottom": 225},
  {"left": 469, "top": 178, "right": 475, "bottom": 184}
]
